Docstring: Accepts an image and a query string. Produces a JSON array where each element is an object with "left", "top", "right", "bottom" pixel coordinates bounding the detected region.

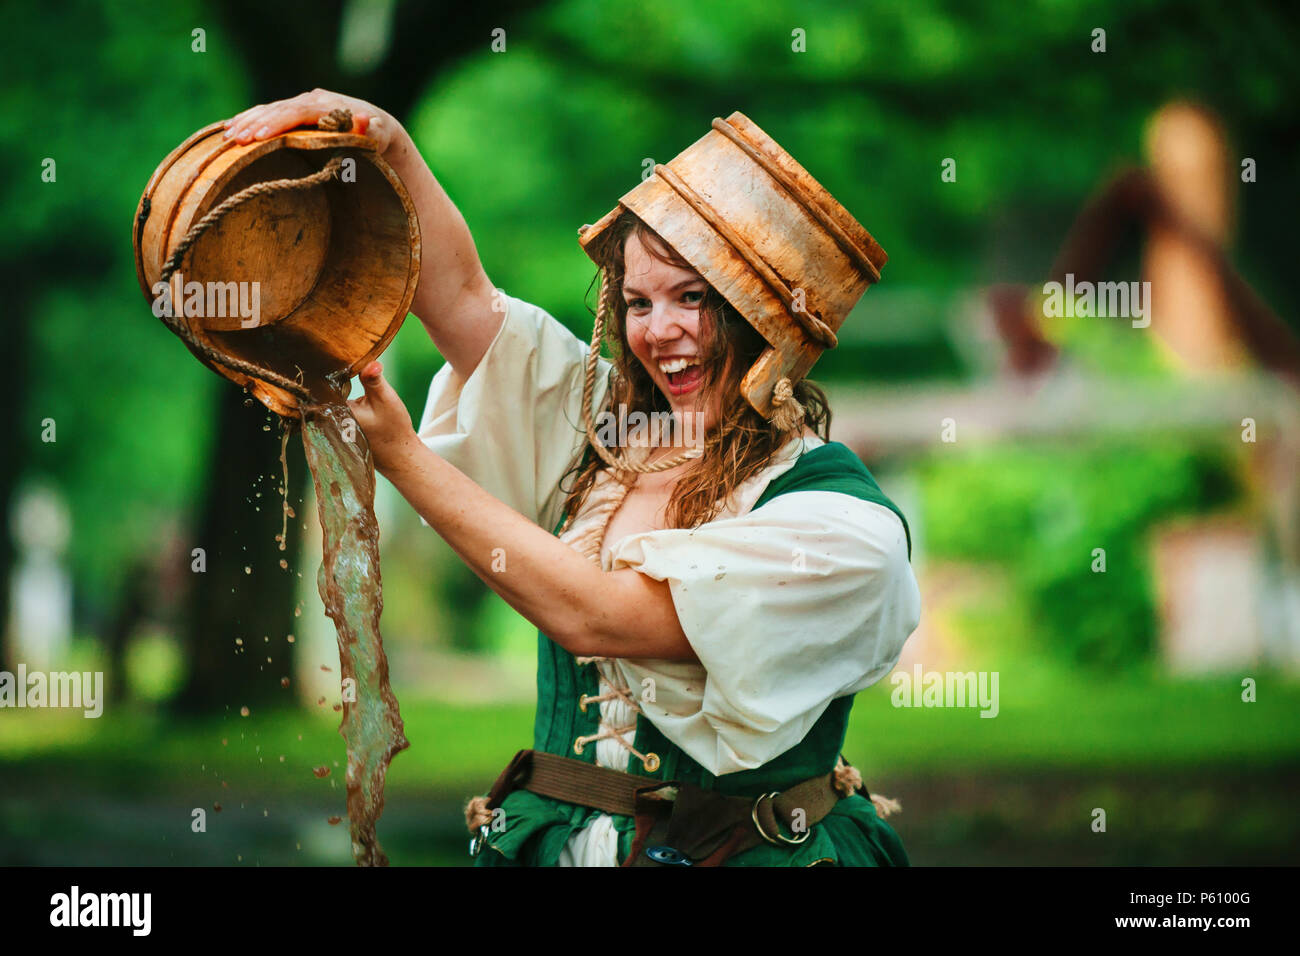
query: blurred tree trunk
[
  {"left": 174, "top": 0, "right": 548, "bottom": 713},
  {"left": 175, "top": 397, "right": 309, "bottom": 712}
]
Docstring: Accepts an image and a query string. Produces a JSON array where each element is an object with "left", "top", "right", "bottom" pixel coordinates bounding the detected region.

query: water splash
[
  {"left": 299, "top": 401, "right": 409, "bottom": 867},
  {"left": 276, "top": 424, "right": 296, "bottom": 552}
]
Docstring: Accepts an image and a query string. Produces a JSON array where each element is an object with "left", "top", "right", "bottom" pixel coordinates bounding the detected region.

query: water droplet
[
  {"left": 235, "top": 638, "right": 243, "bottom": 646},
  {"left": 221, "top": 738, "right": 228, "bottom": 747},
  {"left": 279, "top": 755, "right": 286, "bottom": 762},
  {"left": 286, "top": 634, "right": 295, "bottom": 644},
  {"left": 320, "top": 665, "right": 332, "bottom": 672},
  {"left": 279, "top": 559, "right": 288, "bottom": 569},
  {"left": 332, "top": 703, "right": 342, "bottom": 712},
  {"left": 317, "top": 696, "right": 326, "bottom": 706},
  {"left": 280, "top": 677, "right": 290, "bottom": 688},
  {"left": 327, "top": 816, "right": 342, "bottom": 826},
  {"left": 213, "top": 802, "right": 223, "bottom": 812},
  {"left": 240, "top": 706, "right": 250, "bottom": 717},
  {"left": 244, "top": 566, "right": 252, "bottom": 574},
  {"left": 313, "top": 766, "right": 330, "bottom": 778}
]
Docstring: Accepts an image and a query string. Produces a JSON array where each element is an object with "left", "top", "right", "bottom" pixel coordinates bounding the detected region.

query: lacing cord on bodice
[{"left": 572, "top": 656, "right": 660, "bottom": 773}]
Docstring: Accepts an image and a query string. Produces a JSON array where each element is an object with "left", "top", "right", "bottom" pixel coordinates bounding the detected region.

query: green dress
[{"left": 474, "top": 442, "right": 914, "bottom": 867}]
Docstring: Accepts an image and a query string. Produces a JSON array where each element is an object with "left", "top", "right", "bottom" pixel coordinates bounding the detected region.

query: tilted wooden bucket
[
  {"left": 133, "top": 117, "right": 421, "bottom": 417},
  {"left": 579, "top": 112, "right": 886, "bottom": 419}
]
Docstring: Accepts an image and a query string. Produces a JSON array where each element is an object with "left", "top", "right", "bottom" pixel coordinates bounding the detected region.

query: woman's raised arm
[{"left": 223, "top": 89, "right": 501, "bottom": 377}]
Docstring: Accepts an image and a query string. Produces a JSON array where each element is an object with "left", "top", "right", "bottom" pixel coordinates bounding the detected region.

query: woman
[{"left": 225, "top": 91, "right": 922, "bottom": 867}]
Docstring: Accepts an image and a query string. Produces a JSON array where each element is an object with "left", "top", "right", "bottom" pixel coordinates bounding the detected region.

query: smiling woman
[
  {"left": 222, "top": 91, "right": 920, "bottom": 867},
  {"left": 563, "top": 212, "right": 835, "bottom": 534}
]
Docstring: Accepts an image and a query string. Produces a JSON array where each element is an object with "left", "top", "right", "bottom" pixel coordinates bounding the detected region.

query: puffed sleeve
[
  {"left": 609, "top": 490, "right": 921, "bottom": 776},
  {"left": 416, "top": 293, "right": 608, "bottom": 532}
]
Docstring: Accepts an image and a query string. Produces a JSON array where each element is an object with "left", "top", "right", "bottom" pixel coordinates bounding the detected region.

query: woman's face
[{"left": 621, "top": 232, "right": 722, "bottom": 436}]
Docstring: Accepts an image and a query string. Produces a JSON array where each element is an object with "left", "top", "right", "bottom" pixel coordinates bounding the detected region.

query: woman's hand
[
  {"left": 222, "top": 88, "right": 399, "bottom": 154},
  {"left": 348, "top": 361, "right": 420, "bottom": 474},
  {"left": 224, "top": 91, "right": 501, "bottom": 378}
]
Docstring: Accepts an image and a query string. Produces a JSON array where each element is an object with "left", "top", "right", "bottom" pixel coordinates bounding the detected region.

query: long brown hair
[{"left": 561, "top": 211, "right": 831, "bottom": 529}]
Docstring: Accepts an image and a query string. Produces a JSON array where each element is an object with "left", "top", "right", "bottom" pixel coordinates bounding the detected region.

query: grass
[
  {"left": 845, "top": 661, "right": 1299, "bottom": 779},
  {"left": 4, "top": 660, "right": 1297, "bottom": 789},
  {"left": 3, "top": 658, "right": 1297, "bottom": 865}
]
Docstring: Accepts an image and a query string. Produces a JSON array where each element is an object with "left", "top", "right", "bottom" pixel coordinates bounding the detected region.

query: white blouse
[{"left": 416, "top": 293, "right": 922, "bottom": 865}]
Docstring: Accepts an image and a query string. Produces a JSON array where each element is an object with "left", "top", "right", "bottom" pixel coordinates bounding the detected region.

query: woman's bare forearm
[
  {"left": 378, "top": 434, "right": 696, "bottom": 662},
  {"left": 381, "top": 127, "right": 502, "bottom": 376},
  {"left": 222, "top": 91, "right": 502, "bottom": 377}
]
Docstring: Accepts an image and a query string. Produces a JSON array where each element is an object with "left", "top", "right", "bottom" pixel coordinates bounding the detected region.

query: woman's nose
[{"left": 644, "top": 304, "right": 686, "bottom": 347}]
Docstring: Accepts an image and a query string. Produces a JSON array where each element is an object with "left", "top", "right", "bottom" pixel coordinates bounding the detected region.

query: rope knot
[
  {"left": 464, "top": 795, "right": 493, "bottom": 833},
  {"left": 317, "top": 108, "right": 353, "bottom": 133},
  {"left": 832, "top": 762, "right": 863, "bottom": 797},
  {"left": 832, "top": 759, "right": 902, "bottom": 817},
  {"left": 768, "top": 376, "right": 805, "bottom": 432},
  {"left": 871, "top": 794, "right": 902, "bottom": 819}
]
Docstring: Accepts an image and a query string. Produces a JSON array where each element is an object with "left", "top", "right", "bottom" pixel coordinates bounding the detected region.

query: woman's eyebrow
[{"left": 622, "top": 277, "right": 706, "bottom": 297}]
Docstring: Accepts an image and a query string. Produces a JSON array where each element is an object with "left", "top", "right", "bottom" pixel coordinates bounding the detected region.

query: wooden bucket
[
  {"left": 133, "top": 120, "right": 421, "bottom": 417},
  {"left": 579, "top": 112, "right": 886, "bottom": 418}
]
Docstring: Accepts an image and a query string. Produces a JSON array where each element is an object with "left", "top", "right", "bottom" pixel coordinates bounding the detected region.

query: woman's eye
[
  {"left": 626, "top": 297, "right": 651, "bottom": 311},
  {"left": 681, "top": 290, "right": 704, "bottom": 305}
]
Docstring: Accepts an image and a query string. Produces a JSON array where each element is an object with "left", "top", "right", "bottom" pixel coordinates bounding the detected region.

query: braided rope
[
  {"left": 155, "top": 110, "right": 357, "bottom": 405},
  {"left": 316, "top": 108, "right": 354, "bottom": 132},
  {"left": 580, "top": 269, "right": 703, "bottom": 476}
]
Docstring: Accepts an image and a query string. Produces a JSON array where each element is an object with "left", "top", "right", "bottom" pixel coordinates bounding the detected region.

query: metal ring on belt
[{"left": 751, "top": 791, "right": 810, "bottom": 846}]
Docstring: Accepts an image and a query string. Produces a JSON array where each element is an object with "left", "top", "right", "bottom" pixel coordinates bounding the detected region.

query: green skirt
[{"left": 473, "top": 789, "right": 909, "bottom": 867}]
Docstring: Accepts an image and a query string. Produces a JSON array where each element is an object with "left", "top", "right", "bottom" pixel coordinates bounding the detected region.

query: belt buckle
[{"left": 751, "top": 791, "right": 810, "bottom": 846}]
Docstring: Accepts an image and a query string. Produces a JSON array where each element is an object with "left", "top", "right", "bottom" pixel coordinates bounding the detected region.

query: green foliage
[
  {"left": 7, "top": 0, "right": 1296, "bottom": 652},
  {"left": 6, "top": 0, "right": 247, "bottom": 606},
  {"left": 917, "top": 435, "right": 1244, "bottom": 669}
]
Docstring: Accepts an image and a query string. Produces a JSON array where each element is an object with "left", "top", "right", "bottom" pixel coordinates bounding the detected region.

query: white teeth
[{"left": 659, "top": 358, "right": 695, "bottom": 374}]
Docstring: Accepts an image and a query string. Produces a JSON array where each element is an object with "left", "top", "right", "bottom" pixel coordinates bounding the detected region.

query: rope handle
[
  {"left": 580, "top": 270, "right": 703, "bottom": 477},
  {"left": 578, "top": 262, "right": 809, "bottom": 476},
  {"left": 155, "top": 109, "right": 357, "bottom": 405}
]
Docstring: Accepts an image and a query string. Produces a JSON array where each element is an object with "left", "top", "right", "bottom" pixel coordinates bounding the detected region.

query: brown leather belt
[{"left": 479, "top": 749, "right": 847, "bottom": 867}]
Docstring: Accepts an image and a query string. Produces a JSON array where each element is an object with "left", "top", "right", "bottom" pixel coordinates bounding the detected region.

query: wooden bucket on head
[
  {"left": 133, "top": 121, "right": 421, "bottom": 418},
  {"left": 579, "top": 111, "right": 886, "bottom": 419}
]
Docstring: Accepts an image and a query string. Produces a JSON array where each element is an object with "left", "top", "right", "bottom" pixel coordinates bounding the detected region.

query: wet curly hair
[{"left": 561, "top": 211, "right": 831, "bottom": 530}]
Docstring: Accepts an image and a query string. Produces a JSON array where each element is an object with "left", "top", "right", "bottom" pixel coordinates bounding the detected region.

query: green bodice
[{"left": 478, "top": 441, "right": 913, "bottom": 867}]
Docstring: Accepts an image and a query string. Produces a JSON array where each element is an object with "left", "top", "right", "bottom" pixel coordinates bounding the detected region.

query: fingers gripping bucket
[
  {"left": 579, "top": 112, "right": 886, "bottom": 421},
  {"left": 133, "top": 116, "right": 421, "bottom": 417}
]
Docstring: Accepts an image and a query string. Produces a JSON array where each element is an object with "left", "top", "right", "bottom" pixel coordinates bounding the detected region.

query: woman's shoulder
[
  {"left": 757, "top": 438, "right": 877, "bottom": 501},
  {"left": 751, "top": 437, "right": 912, "bottom": 558}
]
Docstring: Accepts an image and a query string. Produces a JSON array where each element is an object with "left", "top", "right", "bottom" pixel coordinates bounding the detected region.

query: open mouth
[{"left": 659, "top": 357, "right": 703, "bottom": 396}]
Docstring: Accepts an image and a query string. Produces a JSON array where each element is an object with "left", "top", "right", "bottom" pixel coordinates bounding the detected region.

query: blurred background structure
[{"left": 2, "top": 0, "right": 1298, "bottom": 866}]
